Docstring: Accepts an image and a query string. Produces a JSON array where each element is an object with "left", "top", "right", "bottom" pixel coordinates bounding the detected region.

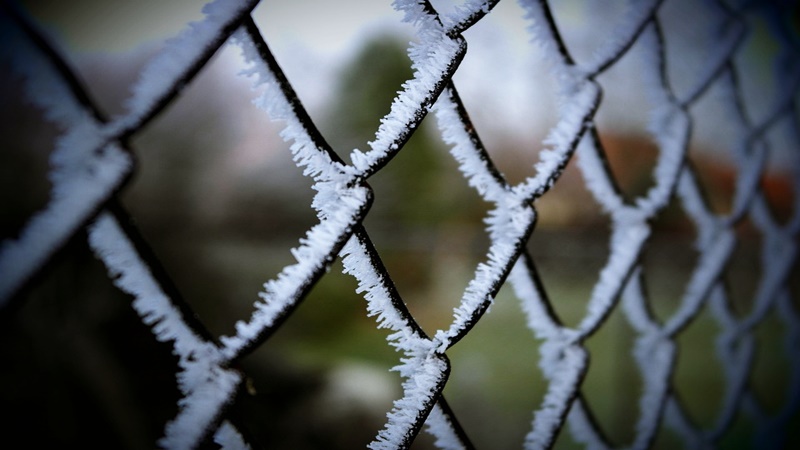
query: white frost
[
  {"left": 214, "top": 421, "right": 252, "bottom": 450},
  {"left": 515, "top": 77, "right": 600, "bottom": 201},
  {"left": 88, "top": 213, "right": 247, "bottom": 450},
  {"left": 582, "top": 0, "right": 660, "bottom": 76},
  {"left": 369, "top": 355, "right": 448, "bottom": 450},
  {"left": 114, "top": 0, "right": 258, "bottom": 134},
  {"left": 525, "top": 343, "right": 587, "bottom": 450},
  {"left": 424, "top": 403, "right": 467, "bottom": 450},
  {"left": 88, "top": 214, "right": 209, "bottom": 357},
  {"left": 433, "top": 88, "right": 508, "bottom": 202},
  {"left": 0, "top": 15, "right": 132, "bottom": 305},
  {"left": 348, "top": 0, "right": 467, "bottom": 176},
  {"left": 159, "top": 367, "right": 242, "bottom": 450},
  {"left": 231, "top": 29, "right": 351, "bottom": 184},
  {"left": 575, "top": 219, "right": 650, "bottom": 338},
  {"left": 220, "top": 186, "right": 370, "bottom": 358}
]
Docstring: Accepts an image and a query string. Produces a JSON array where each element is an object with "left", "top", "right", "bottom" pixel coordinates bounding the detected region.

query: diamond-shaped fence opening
[{"left": 1, "top": 1, "right": 799, "bottom": 449}]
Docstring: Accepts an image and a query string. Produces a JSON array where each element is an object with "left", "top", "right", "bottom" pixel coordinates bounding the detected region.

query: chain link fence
[{"left": 1, "top": 0, "right": 799, "bottom": 449}]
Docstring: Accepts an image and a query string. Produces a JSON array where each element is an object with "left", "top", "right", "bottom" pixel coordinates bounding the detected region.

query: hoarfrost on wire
[
  {"left": 424, "top": 404, "right": 467, "bottom": 450},
  {"left": 213, "top": 421, "right": 253, "bottom": 450},
  {"left": 114, "top": 0, "right": 259, "bottom": 134},
  {"left": 88, "top": 213, "right": 246, "bottom": 450},
  {"left": 3, "top": 0, "right": 800, "bottom": 448},
  {"left": 87, "top": 214, "right": 213, "bottom": 363},
  {"left": 0, "top": 12, "right": 132, "bottom": 305}
]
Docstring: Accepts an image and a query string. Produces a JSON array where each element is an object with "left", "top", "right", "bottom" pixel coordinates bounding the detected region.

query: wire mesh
[{"left": 1, "top": 0, "right": 799, "bottom": 449}]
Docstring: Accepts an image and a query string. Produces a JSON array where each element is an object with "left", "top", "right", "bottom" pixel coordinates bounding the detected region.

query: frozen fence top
[{"left": 1, "top": 0, "right": 799, "bottom": 448}]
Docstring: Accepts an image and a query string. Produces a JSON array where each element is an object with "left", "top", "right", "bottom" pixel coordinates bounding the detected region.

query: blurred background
[{"left": 1, "top": 0, "right": 798, "bottom": 449}]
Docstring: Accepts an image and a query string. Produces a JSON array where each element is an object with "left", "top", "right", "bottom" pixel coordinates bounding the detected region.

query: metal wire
[{"left": 1, "top": 0, "right": 798, "bottom": 449}]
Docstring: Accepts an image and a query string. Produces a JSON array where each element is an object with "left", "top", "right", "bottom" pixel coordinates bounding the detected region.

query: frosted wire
[{"left": 3, "top": 0, "right": 799, "bottom": 448}]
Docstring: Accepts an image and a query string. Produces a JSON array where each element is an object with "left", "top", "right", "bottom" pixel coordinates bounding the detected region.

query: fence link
[{"left": 1, "top": 0, "right": 799, "bottom": 449}]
